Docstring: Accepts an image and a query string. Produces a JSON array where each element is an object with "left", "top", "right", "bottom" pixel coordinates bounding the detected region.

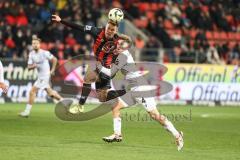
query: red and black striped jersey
[{"left": 61, "top": 20, "right": 120, "bottom": 68}]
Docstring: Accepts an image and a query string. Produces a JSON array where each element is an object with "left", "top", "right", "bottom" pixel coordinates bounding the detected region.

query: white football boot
[
  {"left": 176, "top": 131, "right": 184, "bottom": 151},
  {"left": 102, "top": 134, "right": 123, "bottom": 143},
  {"left": 68, "top": 103, "right": 84, "bottom": 114},
  {"left": 19, "top": 111, "right": 30, "bottom": 118}
]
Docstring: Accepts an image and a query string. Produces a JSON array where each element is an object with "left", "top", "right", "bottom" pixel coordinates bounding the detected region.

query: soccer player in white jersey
[
  {"left": 97, "top": 49, "right": 184, "bottom": 151},
  {"left": 19, "top": 36, "right": 63, "bottom": 117},
  {"left": 0, "top": 60, "right": 8, "bottom": 93}
]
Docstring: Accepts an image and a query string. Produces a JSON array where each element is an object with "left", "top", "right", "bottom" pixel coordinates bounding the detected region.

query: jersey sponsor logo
[
  {"left": 102, "top": 41, "right": 117, "bottom": 53},
  {"left": 85, "top": 25, "right": 92, "bottom": 31}
]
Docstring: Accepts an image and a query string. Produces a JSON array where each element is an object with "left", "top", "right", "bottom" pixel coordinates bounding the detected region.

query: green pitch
[{"left": 0, "top": 103, "right": 239, "bottom": 160}]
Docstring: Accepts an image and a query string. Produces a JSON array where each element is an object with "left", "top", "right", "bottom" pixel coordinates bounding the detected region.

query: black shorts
[{"left": 95, "top": 71, "right": 111, "bottom": 90}]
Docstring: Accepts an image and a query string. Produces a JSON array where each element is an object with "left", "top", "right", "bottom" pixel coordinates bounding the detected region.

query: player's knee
[
  {"left": 46, "top": 89, "right": 55, "bottom": 98},
  {"left": 98, "top": 94, "right": 107, "bottom": 102},
  {"left": 84, "top": 72, "right": 97, "bottom": 83},
  {"left": 29, "top": 88, "right": 36, "bottom": 96},
  {"left": 97, "top": 90, "right": 108, "bottom": 102}
]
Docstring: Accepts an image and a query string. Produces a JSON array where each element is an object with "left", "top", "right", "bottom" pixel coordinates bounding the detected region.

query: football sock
[
  {"left": 106, "top": 90, "right": 126, "bottom": 101},
  {"left": 164, "top": 119, "right": 179, "bottom": 138},
  {"left": 25, "top": 104, "right": 32, "bottom": 113},
  {"left": 79, "top": 83, "right": 91, "bottom": 105},
  {"left": 113, "top": 117, "right": 122, "bottom": 135}
]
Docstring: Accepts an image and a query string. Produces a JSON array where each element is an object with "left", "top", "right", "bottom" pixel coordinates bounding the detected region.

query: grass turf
[{"left": 0, "top": 103, "right": 239, "bottom": 160}]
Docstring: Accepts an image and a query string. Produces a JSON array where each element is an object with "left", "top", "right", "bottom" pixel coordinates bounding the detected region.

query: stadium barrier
[{"left": 1, "top": 59, "right": 239, "bottom": 106}]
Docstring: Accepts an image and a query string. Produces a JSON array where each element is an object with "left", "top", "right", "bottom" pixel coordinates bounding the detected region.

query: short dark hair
[{"left": 32, "top": 35, "right": 41, "bottom": 42}]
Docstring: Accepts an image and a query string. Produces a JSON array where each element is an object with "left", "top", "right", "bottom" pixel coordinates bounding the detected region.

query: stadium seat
[
  {"left": 58, "top": 43, "right": 65, "bottom": 50},
  {"left": 190, "top": 30, "right": 197, "bottom": 39},
  {"left": 146, "top": 11, "right": 154, "bottom": 20},
  {"left": 206, "top": 31, "right": 213, "bottom": 40},
  {"left": 164, "top": 20, "right": 174, "bottom": 29},
  {"left": 158, "top": 3, "right": 165, "bottom": 10},
  {"left": 213, "top": 31, "right": 220, "bottom": 40},
  {"left": 40, "top": 42, "right": 48, "bottom": 50},
  {"left": 236, "top": 33, "right": 240, "bottom": 41},
  {"left": 220, "top": 32, "right": 227, "bottom": 40},
  {"left": 134, "top": 19, "right": 148, "bottom": 28},
  {"left": 151, "top": 3, "right": 158, "bottom": 11},
  {"left": 138, "top": 2, "right": 150, "bottom": 12},
  {"left": 48, "top": 42, "right": 55, "bottom": 50}
]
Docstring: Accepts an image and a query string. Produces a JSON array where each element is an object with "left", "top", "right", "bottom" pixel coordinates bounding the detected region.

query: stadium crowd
[{"left": 0, "top": 0, "right": 240, "bottom": 64}]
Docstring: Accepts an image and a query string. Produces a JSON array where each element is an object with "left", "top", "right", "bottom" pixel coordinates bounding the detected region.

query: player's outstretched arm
[
  {"left": 50, "top": 56, "right": 58, "bottom": 76},
  {"left": 27, "top": 64, "right": 37, "bottom": 70}
]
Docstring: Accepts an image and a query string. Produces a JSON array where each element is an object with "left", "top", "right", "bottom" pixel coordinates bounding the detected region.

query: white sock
[
  {"left": 164, "top": 119, "right": 179, "bottom": 138},
  {"left": 113, "top": 117, "right": 122, "bottom": 135},
  {"left": 25, "top": 104, "right": 32, "bottom": 113}
]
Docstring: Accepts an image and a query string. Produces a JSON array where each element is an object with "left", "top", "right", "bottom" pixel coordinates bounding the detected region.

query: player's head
[
  {"left": 105, "top": 20, "right": 118, "bottom": 39},
  {"left": 32, "top": 35, "right": 41, "bottom": 51}
]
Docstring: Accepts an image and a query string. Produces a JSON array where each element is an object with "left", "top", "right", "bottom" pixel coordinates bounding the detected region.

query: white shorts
[
  {"left": 34, "top": 77, "right": 51, "bottom": 89},
  {"left": 118, "top": 92, "right": 157, "bottom": 112}
]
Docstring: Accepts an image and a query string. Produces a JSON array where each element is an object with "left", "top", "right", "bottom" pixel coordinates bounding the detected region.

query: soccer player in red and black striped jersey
[{"left": 52, "top": 14, "right": 130, "bottom": 113}]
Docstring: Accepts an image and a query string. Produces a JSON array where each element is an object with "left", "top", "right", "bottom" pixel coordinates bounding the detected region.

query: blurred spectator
[
  {"left": 135, "top": 34, "right": 145, "bottom": 49},
  {"left": 207, "top": 46, "right": 221, "bottom": 64},
  {"left": 142, "top": 36, "right": 160, "bottom": 62}
]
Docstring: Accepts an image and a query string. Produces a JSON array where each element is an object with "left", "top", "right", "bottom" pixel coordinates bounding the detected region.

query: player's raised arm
[{"left": 51, "top": 14, "right": 100, "bottom": 36}]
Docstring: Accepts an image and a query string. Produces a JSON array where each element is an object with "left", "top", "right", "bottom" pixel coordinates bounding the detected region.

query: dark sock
[
  {"left": 79, "top": 83, "right": 91, "bottom": 105},
  {"left": 106, "top": 90, "right": 126, "bottom": 101}
]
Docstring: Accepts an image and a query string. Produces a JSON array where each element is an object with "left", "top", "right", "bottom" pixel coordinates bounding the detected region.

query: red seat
[
  {"left": 229, "top": 41, "right": 236, "bottom": 49},
  {"left": 228, "top": 32, "right": 235, "bottom": 40},
  {"left": 151, "top": 3, "right": 158, "bottom": 11},
  {"left": 48, "top": 42, "right": 55, "bottom": 50},
  {"left": 220, "top": 32, "right": 227, "bottom": 40},
  {"left": 146, "top": 11, "right": 154, "bottom": 20},
  {"left": 138, "top": 2, "right": 150, "bottom": 12},
  {"left": 213, "top": 31, "right": 220, "bottom": 39},
  {"left": 236, "top": 33, "right": 240, "bottom": 40},
  {"left": 40, "top": 42, "right": 48, "bottom": 50},
  {"left": 164, "top": 19, "right": 174, "bottom": 29},
  {"left": 206, "top": 31, "right": 213, "bottom": 39},
  {"left": 208, "top": 40, "right": 215, "bottom": 47},
  {"left": 158, "top": 3, "right": 165, "bottom": 10},
  {"left": 134, "top": 19, "right": 149, "bottom": 28},
  {"left": 58, "top": 43, "right": 65, "bottom": 50},
  {"left": 190, "top": 30, "right": 197, "bottom": 38}
]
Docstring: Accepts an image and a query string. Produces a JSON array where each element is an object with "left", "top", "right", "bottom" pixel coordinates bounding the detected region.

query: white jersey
[
  {"left": 28, "top": 49, "right": 53, "bottom": 78},
  {"left": 0, "top": 60, "right": 4, "bottom": 83}
]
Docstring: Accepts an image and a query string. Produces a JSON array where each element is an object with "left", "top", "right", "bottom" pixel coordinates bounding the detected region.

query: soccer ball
[{"left": 108, "top": 8, "right": 124, "bottom": 24}]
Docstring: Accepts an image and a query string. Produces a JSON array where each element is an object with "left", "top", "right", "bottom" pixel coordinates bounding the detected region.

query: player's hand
[
  {"left": 0, "top": 83, "right": 8, "bottom": 94},
  {"left": 52, "top": 15, "right": 61, "bottom": 22},
  {"left": 28, "top": 64, "right": 37, "bottom": 70},
  {"left": 113, "top": 47, "right": 125, "bottom": 55},
  {"left": 50, "top": 70, "right": 55, "bottom": 76}
]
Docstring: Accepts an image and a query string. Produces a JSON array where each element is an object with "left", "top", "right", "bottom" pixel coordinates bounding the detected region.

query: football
[{"left": 108, "top": 8, "right": 124, "bottom": 24}]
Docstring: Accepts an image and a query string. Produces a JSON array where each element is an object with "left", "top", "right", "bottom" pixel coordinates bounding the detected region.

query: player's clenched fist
[{"left": 52, "top": 15, "right": 61, "bottom": 22}]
